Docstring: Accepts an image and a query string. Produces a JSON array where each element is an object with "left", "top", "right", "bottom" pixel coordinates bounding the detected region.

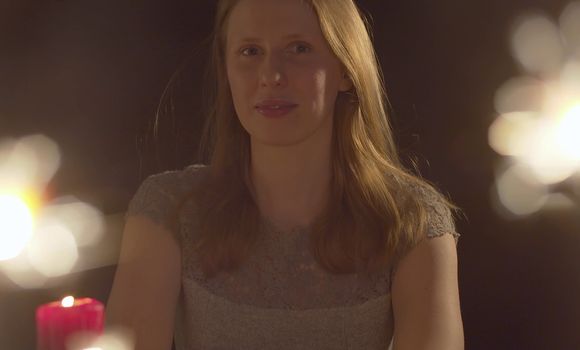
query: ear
[{"left": 338, "top": 71, "right": 353, "bottom": 92}]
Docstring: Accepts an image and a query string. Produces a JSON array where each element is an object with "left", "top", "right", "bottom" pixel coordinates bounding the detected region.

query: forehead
[{"left": 226, "top": 0, "right": 322, "bottom": 44}]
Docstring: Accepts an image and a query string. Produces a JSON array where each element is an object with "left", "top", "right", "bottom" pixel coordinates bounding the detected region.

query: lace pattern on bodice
[
  {"left": 126, "top": 164, "right": 460, "bottom": 311},
  {"left": 179, "top": 212, "right": 392, "bottom": 310}
]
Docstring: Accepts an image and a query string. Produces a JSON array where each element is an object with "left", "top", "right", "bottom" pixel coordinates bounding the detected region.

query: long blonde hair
[{"left": 172, "top": 0, "right": 456, "bottom": 279}]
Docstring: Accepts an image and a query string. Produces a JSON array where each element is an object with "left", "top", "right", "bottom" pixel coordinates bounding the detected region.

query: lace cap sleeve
[
  {"left": 389, "top": 182, "right": 461, "bottom": 287},
  {"left": 415, "top": 183, "right": 460, "bottom": 245},
  {"left": 124, "top": 171, "right": 181, "bottom": 245}
]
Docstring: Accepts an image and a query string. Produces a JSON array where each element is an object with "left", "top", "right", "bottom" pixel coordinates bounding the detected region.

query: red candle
[{"left": 36, "top": 296, "right": 104, "bottom": 350}]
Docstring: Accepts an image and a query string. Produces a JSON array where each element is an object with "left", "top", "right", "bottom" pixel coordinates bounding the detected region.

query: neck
[{"left": 246, "top": 133, "right": 332, "bottom": 231}]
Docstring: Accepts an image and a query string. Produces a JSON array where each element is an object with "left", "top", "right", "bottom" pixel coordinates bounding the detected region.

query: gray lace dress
[{"left": 125, "top": 164, "right": 460, "bottom": 350}]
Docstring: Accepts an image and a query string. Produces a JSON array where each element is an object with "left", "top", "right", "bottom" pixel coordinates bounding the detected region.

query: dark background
[{"left": 1, "top": 0, "right": 580, "bottom": 349}]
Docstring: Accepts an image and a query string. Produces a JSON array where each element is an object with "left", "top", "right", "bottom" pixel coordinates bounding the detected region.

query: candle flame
[{"left": 61, "top": 295, "right": 75, "bottom": 307}]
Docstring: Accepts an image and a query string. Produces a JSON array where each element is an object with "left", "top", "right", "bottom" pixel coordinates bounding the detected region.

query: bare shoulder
[
  {"left": 391, "top": 228, "right": 463, "bottom": 349},
  {"left": 388, "top": 175, "right": 463, "bottom": 349},
  {"left": 106, "top": 214, "right": 182, "bottom": 350}
]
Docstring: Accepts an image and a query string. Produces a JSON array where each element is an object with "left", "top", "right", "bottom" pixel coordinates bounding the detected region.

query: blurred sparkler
[
  {"left": 489, "top": 1, "right": 580, "bottom": 217},
  {"left": 0, "top": 134, "right": 107, "bottom": 289}
]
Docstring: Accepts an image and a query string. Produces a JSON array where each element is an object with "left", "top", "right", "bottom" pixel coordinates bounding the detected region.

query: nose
[{"left": 259, "top": 53, "right": 287, "bottom": 88}]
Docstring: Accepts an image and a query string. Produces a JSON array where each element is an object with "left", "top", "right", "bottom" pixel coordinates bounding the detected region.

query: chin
[
  {"left": 248, "top": 129, "right": 318, "bottom": 148},
  {"left": 251, "top": 136, "right": 304, "bottom": 148}
]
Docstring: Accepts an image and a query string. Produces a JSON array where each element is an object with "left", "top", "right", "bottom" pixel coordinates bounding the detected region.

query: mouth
[
  {"left": 254, "top": 102, "right": 298, "bottom": 108},
  {"left": 255, "top": 98, "right": 298, "bottom": 109},
  {"left": 255, "top": 104, "right": 297, "bottom": 118},
  {"left": 256, "top": 105, "right": 295, "bottom": 109}
]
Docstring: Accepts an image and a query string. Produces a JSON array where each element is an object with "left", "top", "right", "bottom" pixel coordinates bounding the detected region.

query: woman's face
[{"left": 225, "top": 0, "right": 351, "bottom": 147}]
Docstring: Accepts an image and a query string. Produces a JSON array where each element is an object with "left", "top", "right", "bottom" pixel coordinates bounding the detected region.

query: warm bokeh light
[
  {"left": 0, "top": 252, "right": 49, "bottom": 289},
  {"left": 0, "top": 138, "right": 37, "bottom": 190},
  {"left": 554, "top": 104, "right": 580, "bottom": 162},
  {"left": 494, "top": 77, "right": 545, "bottom": 114},
  {"left": 559, "top": 61, "right": 580, "bottom": 96},
  {"left": 494, "top": 162, "right": 549, "bottom": 216},
  {"left": 510, "top": 14, "right": 564, "bottom": 75},
  {"left": 62, "top": 296, "right": 75, "bottom": 307},
  {"left": 0, "top": 194, "right": 34, "bottom": 261},
  {"left": 20, "top": 134, "right": 61, "bottom": 184},
  {"left": 489, "top": 107, "right": 580, "bottom": 185},
  {"left": 0, "top": 134, "right": 61, "bottom": 189},
  {"left": 27, "top": 222, "right": 79, "bottom": 278},
  {"left": 519, "top": 114, "right": 580, "bottom": 185},
  {"left": 542, "top": 193, "right": 577, "bottom": 211},
  {"left": 42, "top": 197, "right": 105, "bottom": 247},
  {"left": 491, "top": 3, "right": 580, "bottom": 217},
  {"left": 0, "top": 197, "right": 110, "bottom": 289},
  {"left": 559, "top": 1, "right": 580, "bottom": 50},
  {"left": 68, "top": 326, "right": 136, "bottom": 350},
  {"left": 0, "top": 134, "right": 114, "bottom": 289},
  {"left": 488, "top": 111, "right": 539, "bottom": 157}
]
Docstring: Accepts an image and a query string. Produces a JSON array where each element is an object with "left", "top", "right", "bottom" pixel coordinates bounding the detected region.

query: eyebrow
[{"left": 237, "top": 33, "right": 309, "bottom": 43}]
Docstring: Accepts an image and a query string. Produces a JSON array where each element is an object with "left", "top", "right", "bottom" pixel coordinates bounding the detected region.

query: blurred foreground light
[
  {"left": 574, "top": 175, "right": 580, "bottom": 198},
  {"left": 494, "top": 77, "right": 545, "bottom": 114},
  {"left": 0, "top": 194, "right": 34, "bottom": 261},
  {"left": 488, "top": 112, "right": 539, "bottom": 157},
  {"left": 0, "top": 134, "right": 61, "bottom": 189},
  {"left": 495, "top": 162, "right": 549, "bottom": 216},
  {"left": 27, "top": 222, "right": 79, "bottom": 278},
  {"left": 519, "top": 116, "right": 580, "bottom": 184},
  {"left": 489, "top": 106, "right": 580, "bottom": 183},
  {"left": 511, "top": 14, "right": 564, "bottom": 75},
  {"left": 68, "top": 326, "right": 136, "bottom": 350},
  {"left": 0, "top": 252, "right": 49, "bottom": 288},
  {"left": 559, "top": 1, "right": 580, "bottom": 51},
  {"left": 560, "top": 61, "right": 580, "bottom": 95},
  {"left": 542, "top": 192, "right": 577, "bottom": 211},
  {"left": 41, "top": 198, "right": 105, "bottom": 247},
  {"left": 0, "top": 134, "right": 111, "bottom": 288},
  {"left": 0, "top": 138, "right": 37, "bottom": 189},
  {"left": 19, "top": 134, "right": 61, "bottom": 184},
  {"left": 490, "top": 2, "right": 580, "bottom": 217},
  {"left": 554, "top": 104, "right": 580, "bottom": 162}
]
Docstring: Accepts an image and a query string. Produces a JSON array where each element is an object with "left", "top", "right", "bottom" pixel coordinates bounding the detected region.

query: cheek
[
  {"left": 227, "top": 68, "right": 251, "bottom": 113},
  {"left": 314, "top": 70, "right": 328, "bottom": 92},
  {"left": 311, "top": 70, "right": 333, "bottom": 106},
  {"left": 228, "top": 64, "right": 254, "bottom": 94}
]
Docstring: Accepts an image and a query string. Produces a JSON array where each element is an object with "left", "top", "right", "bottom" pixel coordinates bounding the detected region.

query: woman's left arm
[{"left": 391, "top": 234, "right": 464, "bottom": 350}]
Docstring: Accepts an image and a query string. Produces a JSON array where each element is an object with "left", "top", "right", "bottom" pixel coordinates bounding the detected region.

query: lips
[
  {"left": 255, "top": 104, "right": 297, "bottom": 118},
  {"left": 257, "top": 105, "right": 295, "bottom": 110},
  {"left": 255, "top": 99, "right": 297, "bottom": 109}
]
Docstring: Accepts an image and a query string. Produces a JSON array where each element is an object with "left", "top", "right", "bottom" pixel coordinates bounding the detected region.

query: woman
[{"left": 106, "top": 0, "right": 464, "bottom": 349}]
